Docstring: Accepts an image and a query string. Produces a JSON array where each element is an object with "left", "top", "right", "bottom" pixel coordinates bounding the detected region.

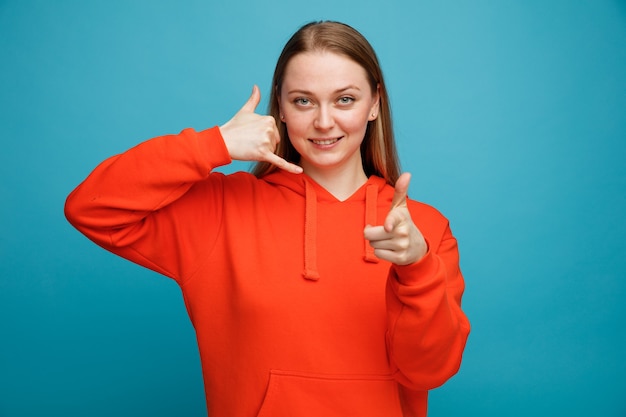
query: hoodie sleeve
[
  {"left": 385, "top": 219, "right": 470, "bottom": 391},
  {"left": 64, "top": 127, "right": 232, "bottom": 283}
]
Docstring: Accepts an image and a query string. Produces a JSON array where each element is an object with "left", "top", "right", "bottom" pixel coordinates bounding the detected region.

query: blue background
[{"left": 1, "top": 1, "right": 625, "bottom": 416}]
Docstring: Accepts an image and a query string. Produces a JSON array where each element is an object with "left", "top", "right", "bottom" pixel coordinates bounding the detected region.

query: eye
[
  {"left": 338, "top": 96, "right": 355, "bottom": 105},
  {"left": 294, "top": 97, "right": 311, "bottom": 106}
]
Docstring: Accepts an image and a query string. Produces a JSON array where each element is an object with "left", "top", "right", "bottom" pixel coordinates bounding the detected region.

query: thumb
[
  {"left": 238, "top": 85, "right": 261, "bottom": 114},
  {"left": 390, "top": 172, "right": 411, "bottom": 210}
]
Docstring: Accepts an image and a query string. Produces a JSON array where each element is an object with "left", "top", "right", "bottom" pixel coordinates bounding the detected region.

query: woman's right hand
[{"left": 219, "top": 85, "right": 302, "bottom": 174}]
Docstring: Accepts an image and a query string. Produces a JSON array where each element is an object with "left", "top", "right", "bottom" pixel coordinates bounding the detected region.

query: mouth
[{"left": 309, "top": 137, "right": 342, "bottom": 146}]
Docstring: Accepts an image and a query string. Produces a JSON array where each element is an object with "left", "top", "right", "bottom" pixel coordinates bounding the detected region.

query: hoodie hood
[{"left": 263, "top": 170, "right": 390, "bottom": 280}]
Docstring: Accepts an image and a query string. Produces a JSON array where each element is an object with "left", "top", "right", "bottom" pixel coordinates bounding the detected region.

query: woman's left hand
[{"left": 364, "top": 173, "right": 427, "bottom": 265}]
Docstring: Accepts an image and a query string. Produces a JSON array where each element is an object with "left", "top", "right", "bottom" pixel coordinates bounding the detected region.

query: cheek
[
  {"left": 284, "top": 113, "right": 313, "bottom": 137},
  {"left": 337, "top": 111, "right": 371, "bottom": 134}
]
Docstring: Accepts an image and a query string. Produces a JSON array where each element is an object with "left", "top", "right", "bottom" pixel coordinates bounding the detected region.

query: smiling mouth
[{"left": 310, "top": 137, "right": 342, "bottom": 145}]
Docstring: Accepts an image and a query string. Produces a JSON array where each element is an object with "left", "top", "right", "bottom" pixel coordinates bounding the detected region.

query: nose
[{"left": 313, "top": 105, "right": 334, "bottom": 130}]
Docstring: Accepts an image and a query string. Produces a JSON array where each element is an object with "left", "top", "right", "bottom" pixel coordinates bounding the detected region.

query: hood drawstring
[
  {"left": 302, "top": 179, "right": 380, "bottom": 281},
  {"left": 364, "top": 184, "right": 380, "bottom": 263},
  {"left": 303, "top": 180, "right": 320, "bottom": 280}
]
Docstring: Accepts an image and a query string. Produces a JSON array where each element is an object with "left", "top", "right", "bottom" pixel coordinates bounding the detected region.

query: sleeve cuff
[
  {"left": 392, "top": 239, "right": 440, "bottom": 287},
  {"left": 196, "top": 126, "right": 232, "bottom": 170}
]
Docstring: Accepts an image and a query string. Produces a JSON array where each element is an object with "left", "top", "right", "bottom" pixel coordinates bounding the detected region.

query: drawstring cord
[
  {"left": 303, "top": 180, "right": 320, "bottom": 280},
  {"left": 364, "top": 184, "right": 379, "bottom": 263}
]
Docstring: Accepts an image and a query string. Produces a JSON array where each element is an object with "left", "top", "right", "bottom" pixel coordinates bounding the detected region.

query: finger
[
  {"left": 265, "top": 152, "right": 303, "bottom": 174},
  {"left": 368, "top": 238, "right": 399, "bottom": 251},
  {"left": 239, "top": 84, "right": 261, "bottom": 114},
  {"left": 390, "top": 172, "right": 411, "bottom": 210},
  {"left": 363, "top": 225, "right": 392, "bottom": 242},
  {"left": 384, "top": 209, "right": 406, "bottom": 233},
  {"left": 371, "top": 248, "right": 407, "bottom": 265}
]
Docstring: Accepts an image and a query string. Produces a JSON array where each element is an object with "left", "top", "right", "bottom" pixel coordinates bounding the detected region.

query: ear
[{"left": 368, "top": 84, "right": 381, "bottom": 121}]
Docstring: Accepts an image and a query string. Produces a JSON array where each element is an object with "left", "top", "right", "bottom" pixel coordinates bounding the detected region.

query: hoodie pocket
[{"left": 256, "top": 370, "right": 404, "bottom": 417}]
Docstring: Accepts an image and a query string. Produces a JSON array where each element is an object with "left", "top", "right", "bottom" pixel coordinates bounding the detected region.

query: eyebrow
[{"left": 286, "top": 85, "right": 361, "bottom": 95}]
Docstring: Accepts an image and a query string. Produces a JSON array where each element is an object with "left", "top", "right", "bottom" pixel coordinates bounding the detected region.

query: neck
[{"left": 302, "top": 162, "right": 368, "bottom": 201}]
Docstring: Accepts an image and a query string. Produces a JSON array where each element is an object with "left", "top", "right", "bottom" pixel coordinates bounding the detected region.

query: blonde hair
[{"left": 252, "top": 21, "right": 401, "bottom": 185}]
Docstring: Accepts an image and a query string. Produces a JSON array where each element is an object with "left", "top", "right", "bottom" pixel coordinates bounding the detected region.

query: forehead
[{"left": 282, "top": 51, "right": 370, "bottom": 91}]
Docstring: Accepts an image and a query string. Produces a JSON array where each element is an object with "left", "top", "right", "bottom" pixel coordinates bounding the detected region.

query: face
[{"left": 278, "top": 51, "right": 379, "bottom": 177}]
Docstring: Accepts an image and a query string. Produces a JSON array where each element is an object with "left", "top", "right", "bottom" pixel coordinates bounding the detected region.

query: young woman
[{"left": 65, "top": 21, "right": 469, "bottom": 417}]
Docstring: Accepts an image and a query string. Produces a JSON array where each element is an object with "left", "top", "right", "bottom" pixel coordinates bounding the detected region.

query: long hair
[{"left": 252, "top": 21, "right": 401, "bottom": 185}]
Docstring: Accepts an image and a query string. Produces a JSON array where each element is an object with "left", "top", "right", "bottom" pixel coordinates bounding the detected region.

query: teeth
[{"left": 312, "top": 138, "right": 339, "bottom": 145}]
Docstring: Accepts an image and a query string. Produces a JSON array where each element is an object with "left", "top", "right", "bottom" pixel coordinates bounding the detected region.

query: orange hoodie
[{"left": 65, "top": 127, "right": 469, "bottom": 417}]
